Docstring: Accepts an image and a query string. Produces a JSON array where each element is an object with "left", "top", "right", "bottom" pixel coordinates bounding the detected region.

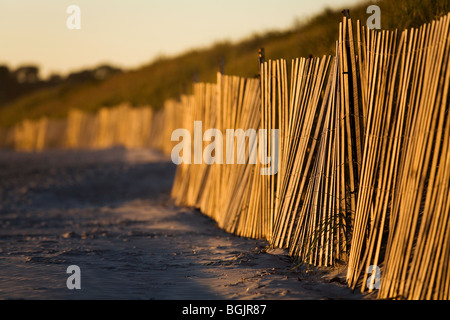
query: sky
[{"left": 0, "top": 0, "right": 364, "bottom": 78}]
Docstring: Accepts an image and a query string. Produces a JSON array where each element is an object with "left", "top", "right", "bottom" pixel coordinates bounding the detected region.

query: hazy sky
[{"left": 0, "top": 0, "right": 364, "bottom": 78}]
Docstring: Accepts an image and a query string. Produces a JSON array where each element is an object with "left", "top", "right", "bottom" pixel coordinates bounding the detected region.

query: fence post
[
  {"left": 342, "top": 9, "right": 350, "bottom": 19},
  {"left": 258, "top": 48, "right": 265, "bottom": 75}
]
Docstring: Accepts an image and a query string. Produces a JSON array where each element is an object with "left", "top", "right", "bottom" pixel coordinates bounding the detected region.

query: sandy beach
[{"left": 0, "top": 148, "right": 368, "bottom": 300}]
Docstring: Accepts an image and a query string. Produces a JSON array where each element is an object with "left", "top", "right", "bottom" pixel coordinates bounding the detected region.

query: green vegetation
[{"left": 0, "top": 0, "right": 448, "bottom": 127}]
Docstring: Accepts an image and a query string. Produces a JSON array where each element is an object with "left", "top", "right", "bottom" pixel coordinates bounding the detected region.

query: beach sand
[{"left": 0, "top": 148, "right": 369, "bottom": 300}]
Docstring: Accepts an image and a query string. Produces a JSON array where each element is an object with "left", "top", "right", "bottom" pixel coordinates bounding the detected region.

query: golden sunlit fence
[
  {"left": 168, "top": 20, "right": 364, "bottom": 267},
  {"left": 0, "top": 103, "right": 156, "bottom": 151},
  {"left": 166, "top": 15, "right": 450, "bottom": 300},
  {"left": 170, "top": 76, "right": 267, "bottom": 238},
  {"left": 347, "top": 14, "right": 450, "bottom": 300},
  {"left": 0, "top": 14, "right": 449, "bottom": 300}
]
